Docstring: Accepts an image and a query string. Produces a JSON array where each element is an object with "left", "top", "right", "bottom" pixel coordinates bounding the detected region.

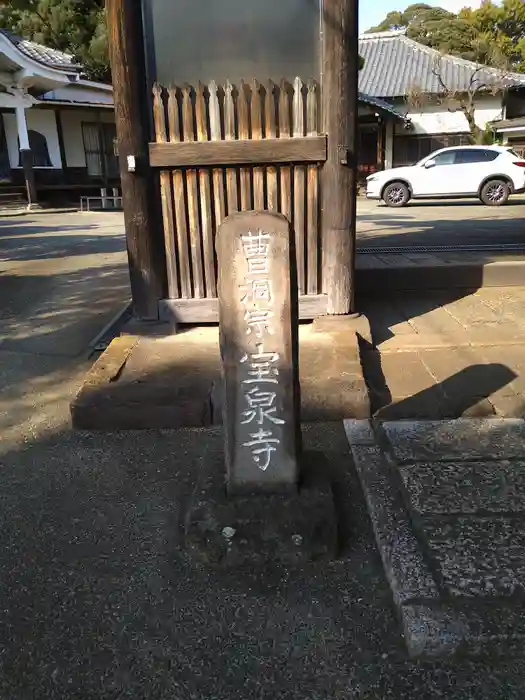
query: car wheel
[
  {"left": 480, "top": 179, "right": 510, "bottom": 206},
  {"left": 383, "top": 182, "right": 410, "bottom": 207}
]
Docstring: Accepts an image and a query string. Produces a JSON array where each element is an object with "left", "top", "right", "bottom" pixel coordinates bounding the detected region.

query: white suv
[{"left": 366, "top": 145, "right": 525, "bottom": 207}]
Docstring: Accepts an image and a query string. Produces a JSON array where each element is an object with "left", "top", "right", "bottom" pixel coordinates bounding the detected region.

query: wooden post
[
  {"left": 321, "top": 0, "right": 359, "bottom": 315},
  {"left": 16, "top": 105, "right": 37, "bottom": 207},
  {"left": 106, "top": 0, "right": 166, "bottom": 319},
  {"left": 54, "top": 110, "right": 68, "bottom": 184},
  {"left": 377, "top": 118, "right": 386, "bottom": 170}
]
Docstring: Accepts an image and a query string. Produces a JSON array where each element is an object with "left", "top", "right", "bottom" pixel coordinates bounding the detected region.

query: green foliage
[
  {"left": 368, "top": 0, "right": 525, "bottom": 72},
  {"left": 479, "top": 126, "right": 501, "bottom": 145},
  {"left": 368, "top": 3, "right": 437, "bottom": 33},
  {"left": 0, "top": 0, "right": 110, "bottom": 82}
]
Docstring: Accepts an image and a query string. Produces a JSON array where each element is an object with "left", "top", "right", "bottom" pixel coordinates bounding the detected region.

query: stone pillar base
[{"left": 185, "top": 451, "right": 338, "bottom": 567}]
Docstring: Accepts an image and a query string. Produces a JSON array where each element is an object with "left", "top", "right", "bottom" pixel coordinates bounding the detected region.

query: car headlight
[{"left": 367, "top": 175, "right": 379, "bottom": 183}]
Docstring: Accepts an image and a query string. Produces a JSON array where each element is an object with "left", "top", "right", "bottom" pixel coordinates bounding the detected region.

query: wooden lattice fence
[{"left": 150, "top": 78, "right": 327, "bottom": 321}]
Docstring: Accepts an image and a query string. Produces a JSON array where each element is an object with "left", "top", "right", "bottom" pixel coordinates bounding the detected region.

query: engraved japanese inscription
[{"left": 216, "top": 211, "right": 300, "bottom": 492}]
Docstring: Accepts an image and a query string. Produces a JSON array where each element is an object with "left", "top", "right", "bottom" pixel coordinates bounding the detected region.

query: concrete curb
[
  {"left": 70, "top": 335, "right": 140, "bottom": 428},
  {"left": 0, "top": 207, "right": 79, "bottom": 218},
  {"left": 356, "top": 260, "right": 525, "bottom": 293},
  {"left": 344, "top": 419, "right": 465, "bottom": 658},
  {"left": 88, "top": 300, "right": 133, "bottom": 351},
  {"left": 343, "top": 418, "right": 525, "bottom": 658}
]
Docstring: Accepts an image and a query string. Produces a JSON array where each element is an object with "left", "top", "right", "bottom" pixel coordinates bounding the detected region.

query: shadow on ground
[
  {"left": 0, "top": 263, "right": 130, "bottom": 355},
  {"left": 2, "top": 396, "right": 525, "bottom": 696},
  {"left": 356, "top": 205, "right": 525, "bottom": 248},
  {"left": 0, "top": 262, "right": 130, "bottom": 437},
  {"left": 361, "top": 359, "right": 518, "bottom": 418},
  {"left": 0, "top": 221, "right": 126, "bottom": 262}
]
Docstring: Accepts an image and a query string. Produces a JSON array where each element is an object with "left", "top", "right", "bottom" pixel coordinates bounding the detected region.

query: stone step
[
  {"left": 71, "top": 322, "right": 370, "bottom": 431},
  {"left": 356, "top": 258, "right": 525, "bottom": 292},
  {"left": 344, "top": 418, "right": 525, "bottom": 659}
]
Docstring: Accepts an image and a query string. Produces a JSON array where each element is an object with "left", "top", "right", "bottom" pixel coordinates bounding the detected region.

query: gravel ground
[{"left": 0, "top": 421, "right": 524, "bottom": 699}]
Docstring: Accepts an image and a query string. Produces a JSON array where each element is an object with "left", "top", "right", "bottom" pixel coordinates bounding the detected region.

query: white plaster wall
[
  {"left": 394, "top": 95, "right": 504, "bottom": 135},
  {"left": 59, "top": 109, "right": 115, "bottom": 168},
  {"left": 3, "top": 108, "right": 61, "bottom": 168},
  {"left": 43, "top": 84, "right": 114, "bottom": 105}
]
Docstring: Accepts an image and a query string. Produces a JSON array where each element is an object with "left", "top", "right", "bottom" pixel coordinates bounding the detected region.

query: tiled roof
[
  {"left": 359, "top": 29, "right": 525, "bottom": 98},
  {"left": 0, "top": 29, "right": 81, "bottom": 72},
  {"left": 491, "top": 116, "right": 525, "bottom": 130}
]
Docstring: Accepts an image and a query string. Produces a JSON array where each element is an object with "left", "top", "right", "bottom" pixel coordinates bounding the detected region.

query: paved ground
[
  {"left": 2, "top": 211, "right": 525, "bottom": 695},
  {"left": 0, "top": 211, "right": 129, "bottom": 443},
  {"left": 6, "top": 420, "right": 525, "bottom": 698},
  {"left": 7, "top": 199, "right": 525, "bottom": 259},
  {"left": 360, "top": 288, "right": 525, "bottom": 418},
  {"left": 357, "top": 196, "right": 525, "bottom": 248}
]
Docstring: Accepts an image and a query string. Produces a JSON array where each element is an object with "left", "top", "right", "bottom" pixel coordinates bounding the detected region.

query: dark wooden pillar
[
  {"left": 106, "top": 0, "right": 166, "bottom": 319},
  {"left": 54, "top": 110, "right": 68, "bottom": 184},
  {"left": 321, "top": 0, "right": 359, "bottom": 315},
  {"left": 377, "top": 118, "right": 385, "bottom": 169}
]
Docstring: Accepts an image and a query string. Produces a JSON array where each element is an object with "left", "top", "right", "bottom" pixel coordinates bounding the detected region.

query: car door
[
  {"left": 411, "top": 149, "right": 459, "bottom": 196},
  {"left": 453, "top": 148, "right": 500, "bottom": 194}
]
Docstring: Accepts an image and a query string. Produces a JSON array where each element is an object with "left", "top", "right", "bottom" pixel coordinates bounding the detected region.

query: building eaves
[
  {"left": 491, "top": 116, "right": 525, "bottom": 130},
  {"left": 0, "top": 29, "right": 81, "bottom": 73},
  {"left": 359, "top": 92, "right": 410, "bottom": 123}
]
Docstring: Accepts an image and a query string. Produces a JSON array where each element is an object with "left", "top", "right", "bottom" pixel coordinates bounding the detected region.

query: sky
[{"left": 359, "top": 0, "right": 485, "bottom": 32}]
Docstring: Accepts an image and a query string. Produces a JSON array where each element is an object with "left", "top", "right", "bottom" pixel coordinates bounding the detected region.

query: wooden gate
[{"left": 149, "top": 78, "right": 328, "bottom": 323}]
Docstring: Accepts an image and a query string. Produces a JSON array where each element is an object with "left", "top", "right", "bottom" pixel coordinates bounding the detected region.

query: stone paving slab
[
  {"left": 360, "top": 289, "right": 525, "bottom": 419},
  {"left": 423, "top": 517, "right": 525, "bottom": 598},
  {"left": 345, "top": 418, "right": 525, "bottom": 658},
  {"left": 383, "top": 419, "right": 525, "bottom": 462},
  {"left": 399, "top": 460, "right": 525, "bottom": 514}
]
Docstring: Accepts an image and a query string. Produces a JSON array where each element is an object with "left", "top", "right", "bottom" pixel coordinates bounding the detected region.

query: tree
[
  {"left": 367, "top": 3, "right": 435, "bottom": 33},
  {"left": 0, "top": 0, "right": 110, "bottom": 82},
  {"left": 467, "top": 0, "right": 525, "bottom": 71},
  {"left": 408, "top": 55, "right": 510, "bottom": 144},
  {"left": 367, "top": 1, "right": 525, "bottom": 71}
]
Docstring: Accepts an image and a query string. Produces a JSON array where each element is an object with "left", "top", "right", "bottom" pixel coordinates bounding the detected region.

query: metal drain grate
[{"left": 358, "top": 243, "right": 525, "bottom": 254}]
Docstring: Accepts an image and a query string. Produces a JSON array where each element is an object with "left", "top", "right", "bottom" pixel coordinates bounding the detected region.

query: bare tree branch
[{"left": 423, "top": 53, "right": 509, "bottom": 144}]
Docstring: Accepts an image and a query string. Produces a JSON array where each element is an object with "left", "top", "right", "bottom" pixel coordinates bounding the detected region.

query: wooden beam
[
  {"left": 106, "top": 0, "right": 166, "bottom": 319},
  {"left": 321, "top": 0, "right": 359, "bottom": 315},
  {"left": 159, "top": 295, "right": 328, "bottom": 324},
  {"left": 54, "top": 109, "right": 68, "bottom": 181},
  {"left": 148, "top": 136, "right": 327, "bottom": 168}
]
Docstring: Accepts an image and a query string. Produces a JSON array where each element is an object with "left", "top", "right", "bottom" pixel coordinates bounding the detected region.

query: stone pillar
[
  {"left": 216, "top": 211, "right": 301, "bottom": 494},
  {"left": 16, "top": 105, "right": 37, "bottom": 208}
]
